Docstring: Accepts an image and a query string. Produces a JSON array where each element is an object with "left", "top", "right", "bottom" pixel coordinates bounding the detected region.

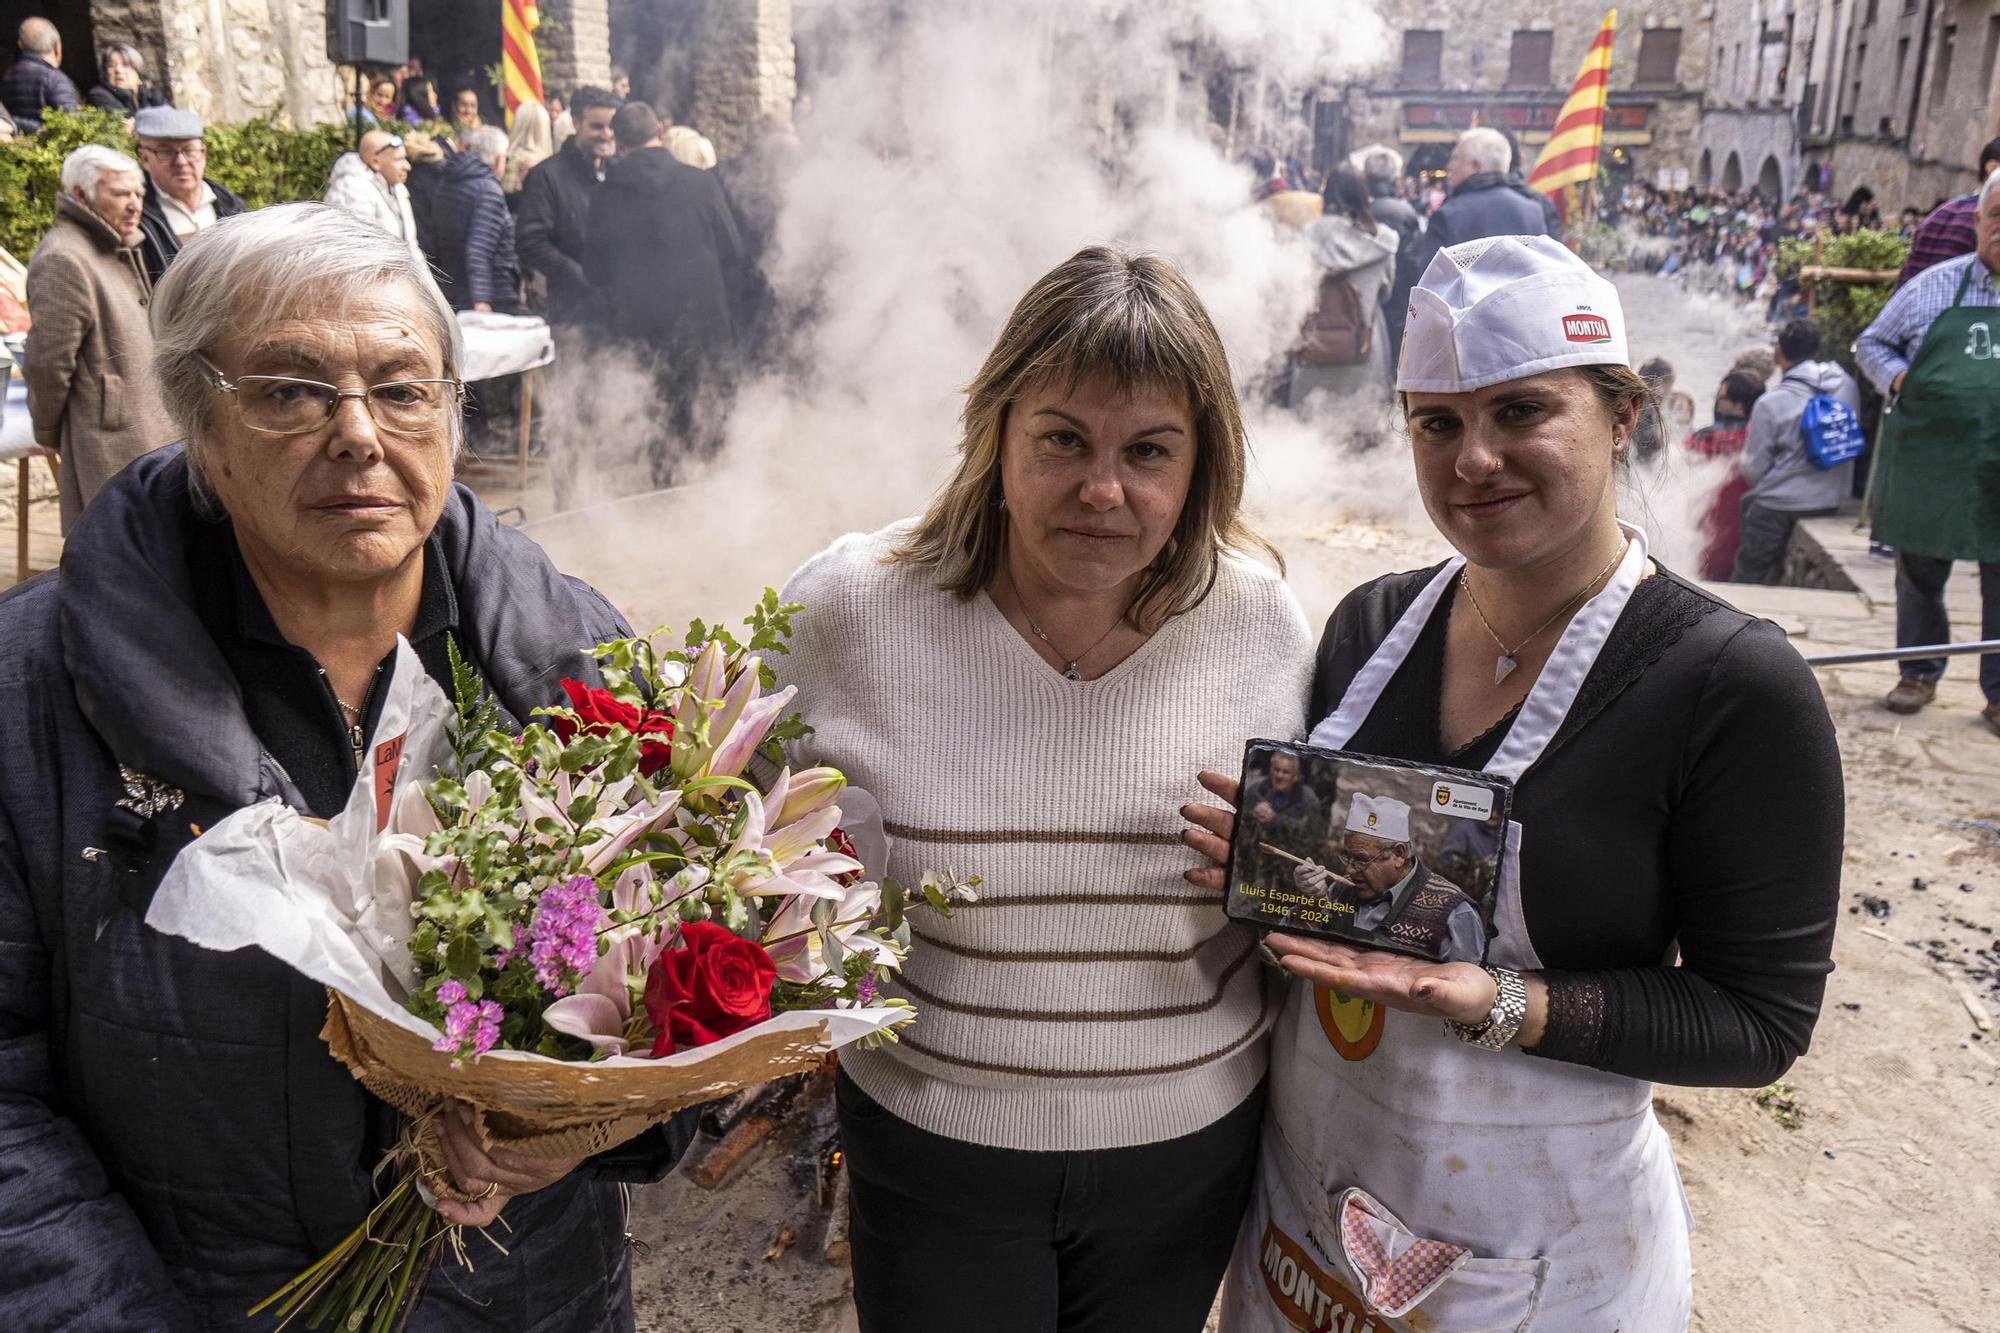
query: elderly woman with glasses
[{"left": 0, "top": 202, "right": 685, "bottom": 1328}]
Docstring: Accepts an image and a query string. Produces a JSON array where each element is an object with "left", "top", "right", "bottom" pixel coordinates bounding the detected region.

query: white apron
[{"left": 1221, "top": 525, "right": 1693, "bottom": 1332}]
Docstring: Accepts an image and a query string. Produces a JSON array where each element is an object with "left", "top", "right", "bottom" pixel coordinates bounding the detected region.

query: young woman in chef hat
[{"left": 1184, "top": 235, "right": 1844, "bottom": 1330}]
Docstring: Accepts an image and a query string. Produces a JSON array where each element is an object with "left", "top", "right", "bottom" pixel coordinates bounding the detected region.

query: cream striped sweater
[{"left": 776, "top": 524, "right": 1313, "bottom": 1152}]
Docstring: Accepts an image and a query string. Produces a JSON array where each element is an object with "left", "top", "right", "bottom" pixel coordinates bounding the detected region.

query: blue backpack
[{"left": 1800, "top": 393, "right": 1865, "bottom": 469}]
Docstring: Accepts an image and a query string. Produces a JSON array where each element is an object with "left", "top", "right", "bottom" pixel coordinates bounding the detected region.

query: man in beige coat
[{"left": 25, "top": 143, "right": 174, "bottom": 531}]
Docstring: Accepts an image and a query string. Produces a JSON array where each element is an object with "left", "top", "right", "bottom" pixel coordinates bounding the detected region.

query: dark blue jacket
[
  {"left": 0, "top": 55, "right": 81, "bottom": 133},
  {"left": 1406, "top": 171, "right": 1560, "bottom": 287},
  {"left": 428, "top": 150, "right": 520, "bottom": 311},
  {"left": 0, "top": 449, "right": 678, "bottom": 1329}
]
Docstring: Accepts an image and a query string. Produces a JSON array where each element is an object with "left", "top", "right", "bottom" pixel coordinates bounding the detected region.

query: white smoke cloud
[{"left": 531, "top": 0, "right": 1761, "bottom": 630}]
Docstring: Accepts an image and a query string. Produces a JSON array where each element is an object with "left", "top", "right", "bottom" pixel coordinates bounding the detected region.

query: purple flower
[
  {"left": 432, "top": 996, "right": 506, "bottom": 1062},
  {"left": 526, "top": 875, "right": 606, "bottom": 997},
  {"left": 436, "top": 979, "right": 467, "bottom": 1006},
  {"left": 855, "top": 975, "right": 878, "bottom": 1005}
]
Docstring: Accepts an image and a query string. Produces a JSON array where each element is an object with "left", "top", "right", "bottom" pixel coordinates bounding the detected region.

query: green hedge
[
  {"left": 0, "top": 108, "right": 357, "bottom": 258},
  {"left": 1773, "top": 229, "right": 1911, "bottom": 381}
]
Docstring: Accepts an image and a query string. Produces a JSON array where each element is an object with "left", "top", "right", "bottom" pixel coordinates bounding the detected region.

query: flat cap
[{"left": 134, "top": 105, "right": 204, "bottom": 140}]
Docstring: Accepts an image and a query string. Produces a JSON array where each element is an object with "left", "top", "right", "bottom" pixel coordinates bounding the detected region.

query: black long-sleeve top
[{"left": 1309, "top": 565, "right": 1843, "bottom": 1087}]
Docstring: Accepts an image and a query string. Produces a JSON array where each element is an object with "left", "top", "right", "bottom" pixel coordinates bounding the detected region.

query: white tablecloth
[
  {"left": 456, "top": 311, "right": 555, "bottom": 383},
  {"left": 0, "top": 369, "right": 34, "bottom": 458}
]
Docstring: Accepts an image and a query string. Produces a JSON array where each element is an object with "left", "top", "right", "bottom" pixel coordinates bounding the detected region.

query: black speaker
[{"left": 327, "top": 0, "right": 409, "bottom": 66}]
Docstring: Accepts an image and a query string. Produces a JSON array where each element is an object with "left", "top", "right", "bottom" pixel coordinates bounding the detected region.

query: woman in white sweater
[{"left": 777, "top": 246, "right": 1313, "bottom": 1331}]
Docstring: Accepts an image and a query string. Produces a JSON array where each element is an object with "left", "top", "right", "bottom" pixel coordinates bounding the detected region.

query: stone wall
[
  {"left": 689, "top": 0, "right": 794, "bottom": 159},
  {"left": 541, "top": 0, "right": 612, "bottom": 95},
  {"left": 92, "top": 0, "right": 345, "bottom": 127}
]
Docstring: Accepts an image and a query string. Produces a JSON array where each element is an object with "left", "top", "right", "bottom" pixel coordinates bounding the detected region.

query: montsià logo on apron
[{"left": 1257, "top": 1222, "right": 1385, "bottom": 1333}]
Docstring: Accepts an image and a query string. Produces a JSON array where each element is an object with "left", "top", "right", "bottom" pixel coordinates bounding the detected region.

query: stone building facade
[
  {"left": 1816, "top": 0, "right": 2000, "bottom": 208},
  {"left": 1696, "top": 0, "right": 1821, "bottom": 200},
  {"left": 1339, "top": 0, "right": 1713, "bottom": 191}
]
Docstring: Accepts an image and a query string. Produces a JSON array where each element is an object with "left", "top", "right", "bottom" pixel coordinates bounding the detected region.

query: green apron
[{"left": 1872, "top": 263, "right": 2000, "bottom": 562}]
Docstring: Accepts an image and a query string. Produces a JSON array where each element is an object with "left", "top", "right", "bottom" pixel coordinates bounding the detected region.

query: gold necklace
[
  {"left": 325, "top": 676, "right": 368, "bottom": 770},
  {"left": 1460, "top": 540, "right": 1629, "bottom": 685}
]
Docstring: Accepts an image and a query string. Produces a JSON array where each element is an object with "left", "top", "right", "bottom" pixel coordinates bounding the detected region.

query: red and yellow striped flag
[
  {"left": 502, "top": 0, "right": 544, "bottom": 124},
  {"left": 1527, "top": 10, "right": 1616, "bottom": 197}
]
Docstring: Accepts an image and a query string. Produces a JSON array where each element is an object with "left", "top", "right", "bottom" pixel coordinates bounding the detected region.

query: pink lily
[
  {"left": 773, "top": 767, "right": 845, "bottom": 828},
  {"left": 707, "top": 686, "right": 797, "bottom": 780}
]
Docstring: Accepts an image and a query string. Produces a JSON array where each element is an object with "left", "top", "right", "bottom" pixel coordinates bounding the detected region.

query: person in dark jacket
[
  {"left": 515, "top": 85, "right": 620, "bottom": 329},
  {"left": 0, "top": 202, "right": 685, "bottom": 1330},
  {"left": 1498, "top": 125, "right": 1564, "bottom": 235},
  {"left": 1404, "top": 127, "right": 1558, "bottom": 285},
  {"left": 430, "top": 125, "right": 520, "bottom": 312},
  {"left": 2, "top": 17, "right": 82, "bottom": 133},
  {"left": 134, "top": 105, "right": 247, "bottom": 286},
  {"left": 1361, "top": 148, "right": 1421, "bottom": 378},
  {"left": 85, "top": 41, "right": 164, "bottom": 116},
  {"left": 587, "top": 101, "right": 751, "bottom": 483}
]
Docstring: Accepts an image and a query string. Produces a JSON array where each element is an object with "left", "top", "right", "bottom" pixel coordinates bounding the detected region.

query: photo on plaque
[{"left": 1223, "top": 740, "right": 1513, "bottom": 964}]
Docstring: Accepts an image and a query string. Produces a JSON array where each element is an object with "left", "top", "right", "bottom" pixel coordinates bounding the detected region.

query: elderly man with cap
[
  {"left": 1854, "top": 168, "right": 2000, "bottom": 737},
  {"left": 1291, "top": 793, "right": 1485, "bottom": 964},
  {"left": 133, "top": 104, "right": 246, "bottom": 285},
  {"left": 1185, "top": 234, "right": 1842, "bottom": 1328}
]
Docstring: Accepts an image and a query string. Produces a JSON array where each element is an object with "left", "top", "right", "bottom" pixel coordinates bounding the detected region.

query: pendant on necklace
[
  {"left": 1063, "top": 665, "right": 1083, "bottom": 682},
  {"left": 1494, "top": 654, "right": 1518, "bottom": 685}
]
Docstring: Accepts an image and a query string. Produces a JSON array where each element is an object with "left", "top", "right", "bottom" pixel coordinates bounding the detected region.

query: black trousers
[
  {"left": 1895, "top": 551, "right": 2000, "bottom": 702},
  {"left": 837, "top": 1070, "right": 1264, "bottom": 1333}
]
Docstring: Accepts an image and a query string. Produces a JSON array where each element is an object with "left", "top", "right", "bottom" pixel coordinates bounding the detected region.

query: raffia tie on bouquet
[{"left": 321, "top": 990, "right": 833, "bottom": 1162}]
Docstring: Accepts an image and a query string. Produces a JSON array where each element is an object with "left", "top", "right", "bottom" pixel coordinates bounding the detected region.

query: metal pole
[{"left": 1803, "top": 639, "right": 2000, "bottom": 666}]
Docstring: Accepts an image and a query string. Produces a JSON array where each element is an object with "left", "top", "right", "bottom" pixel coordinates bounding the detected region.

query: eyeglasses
[
  {"left": 200, "top": 355, "right": 463, "bottom": 437},
  {"left": 140, "top": 143, "right": 205, "bottom": 161}
]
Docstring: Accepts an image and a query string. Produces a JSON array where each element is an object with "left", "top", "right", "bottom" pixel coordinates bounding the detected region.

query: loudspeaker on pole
[{"left": 327, "top": 0, "right": 410, "bottom": 66}]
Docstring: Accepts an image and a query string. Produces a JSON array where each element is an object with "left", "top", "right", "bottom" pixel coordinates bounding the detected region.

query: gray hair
[
  {"left": 61, "top": 143, "right": 142, "bottom": 194},
  {"left": 1980, "top": 167, "right": 2000, "bottom": 211},
  {"left": 151, "top": 202, "right": 464, "bottom": 510},
  {"left": 1454, "top": 127, "right": 1512, "bottom": 176},
  {"left": 457, "top": 124, "right": 508, "bottom": 162},
  {"left": 18, "top": 17, "right": 59, "bottom": 56},
  {"left": 102, "top": 41, "right": 146, "bottom": 79},
  {"left": 1362, "top": 149, "right": 1399, "bottom": 183}
]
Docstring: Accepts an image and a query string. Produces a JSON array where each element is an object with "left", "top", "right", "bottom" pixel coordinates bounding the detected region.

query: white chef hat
[
  {"left": 1345, "top": 793, "right": 1411, "bottom": 842},
  {"left": 1396, "top": 234, "right": 1629, "bottom": 394}
]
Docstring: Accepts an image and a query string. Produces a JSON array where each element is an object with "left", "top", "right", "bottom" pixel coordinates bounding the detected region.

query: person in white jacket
[{"left": 323, "top": 130, "right": 423, "bottom": 268}]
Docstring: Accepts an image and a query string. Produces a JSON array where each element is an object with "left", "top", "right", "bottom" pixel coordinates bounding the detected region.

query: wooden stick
[{"left": 1257, "top": 843, "right": 1354, "bottom": 886}]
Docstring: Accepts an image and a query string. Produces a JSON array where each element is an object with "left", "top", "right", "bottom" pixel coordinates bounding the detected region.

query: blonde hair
[{"left": 891, "top": 245, "right": 1279, "bottom": 628}]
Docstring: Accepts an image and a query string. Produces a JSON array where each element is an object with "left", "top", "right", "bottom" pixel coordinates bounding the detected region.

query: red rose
[
  {"left": 643, "top": 920, "right": 776, "bottom": 1056},
  {"left": 552, "top": 679, "right": 675, "bottom": 776}
]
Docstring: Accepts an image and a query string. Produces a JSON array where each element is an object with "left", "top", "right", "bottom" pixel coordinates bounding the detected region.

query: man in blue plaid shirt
[{"left": 1855, "top": 170, "right": 2000, "bottom": 736}]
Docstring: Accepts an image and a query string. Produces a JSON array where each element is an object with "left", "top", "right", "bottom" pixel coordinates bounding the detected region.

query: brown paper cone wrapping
[{"left": 321, "top": 989, "right": 832, "bottom": 1160}]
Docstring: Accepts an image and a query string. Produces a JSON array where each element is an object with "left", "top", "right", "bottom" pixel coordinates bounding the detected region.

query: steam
[{"left": 529, "top": 0, "right": 1762, "bottom": 630}]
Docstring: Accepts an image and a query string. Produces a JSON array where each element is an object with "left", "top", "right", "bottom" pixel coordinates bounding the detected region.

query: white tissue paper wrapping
[{"left": 146, "top": 637, "right": 905, "bottom": 1069}]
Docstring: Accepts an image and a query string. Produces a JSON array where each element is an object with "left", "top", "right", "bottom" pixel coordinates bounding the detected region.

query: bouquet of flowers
[{"left": 147, "top": 593, "right": 974, "bottom": 1331}]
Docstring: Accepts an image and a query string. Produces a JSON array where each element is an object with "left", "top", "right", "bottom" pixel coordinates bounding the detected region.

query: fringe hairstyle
[{"left": 890, "top": 245, "right": 1281, "bottom": 629}]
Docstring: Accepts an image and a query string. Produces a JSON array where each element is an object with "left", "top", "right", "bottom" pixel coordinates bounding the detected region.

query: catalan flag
[
  {"left": 1527, "top": 10, "right": 1616, "bottom": 198},
  {"left": 501, "top": 0, "right": 544, "bottom": 125}
]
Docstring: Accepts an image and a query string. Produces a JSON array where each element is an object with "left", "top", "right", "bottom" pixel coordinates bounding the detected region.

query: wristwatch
[{"left": 1445, "top": 967, "right": 1528, "bottom": 1051}]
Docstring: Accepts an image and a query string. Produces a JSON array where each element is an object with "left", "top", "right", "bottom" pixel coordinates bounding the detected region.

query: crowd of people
[{"left": 5, "top": 16, "right": 794, "bottom": 520}]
